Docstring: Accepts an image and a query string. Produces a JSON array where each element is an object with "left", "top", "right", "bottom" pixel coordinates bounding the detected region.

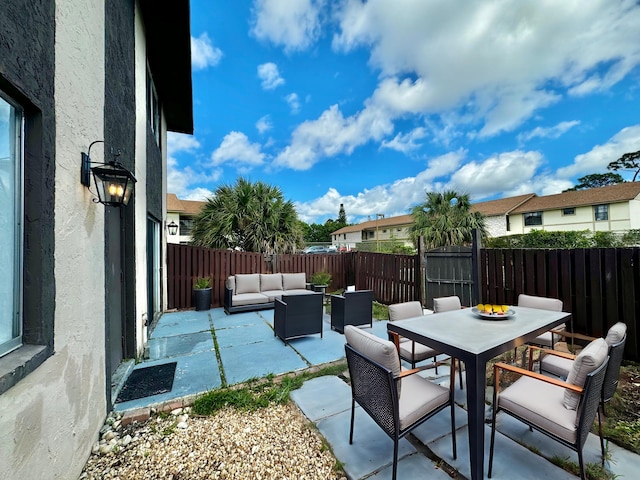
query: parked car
[{"left": 302, "top": 245, "right": 330, "bottom": 254}]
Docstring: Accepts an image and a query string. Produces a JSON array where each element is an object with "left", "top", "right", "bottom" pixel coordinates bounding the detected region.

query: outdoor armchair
[
  {"left": 344, "top": 325, "right": 456, "bottom": 480},
  {"left": 274, "top": 293, "right": 323, "bottom": 344},
  {"left": 531, "top": 322, "right": 627, "bottom": 458},
  {"left": 330, "top": 290, "right": 374, "bottom": 334},
  {"left": 489, "top": 337, "right": 610, "bottom": 480}
]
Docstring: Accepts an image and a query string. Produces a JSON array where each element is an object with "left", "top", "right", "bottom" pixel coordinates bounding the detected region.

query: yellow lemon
[
  {"left": 477, "top": 303, "right": 485, "bottom": 311},
  {"left": 501, "top": 305, "right": 509, "bottom": 313}
]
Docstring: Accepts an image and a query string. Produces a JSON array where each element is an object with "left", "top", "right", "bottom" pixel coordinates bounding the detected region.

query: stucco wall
[{"left": 0, "top": 1, "right": 108, "bottom": 479}]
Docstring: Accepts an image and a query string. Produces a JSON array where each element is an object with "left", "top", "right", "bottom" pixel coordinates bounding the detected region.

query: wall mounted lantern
[
  {"left": 167, "top": 221, "right": 179, "bottom": 235},
  {"left": 81, "top": 140, "right": 137, "bottom": 207}
]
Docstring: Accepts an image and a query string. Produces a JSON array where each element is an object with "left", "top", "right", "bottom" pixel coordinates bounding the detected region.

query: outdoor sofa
[{"left": 224, "top": 273, "right": 313, "bottom": 314}]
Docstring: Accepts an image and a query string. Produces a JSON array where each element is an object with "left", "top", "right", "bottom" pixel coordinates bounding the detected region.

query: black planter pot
[{"left": 194, "top": 288, "right": 212, "bottom": 311}]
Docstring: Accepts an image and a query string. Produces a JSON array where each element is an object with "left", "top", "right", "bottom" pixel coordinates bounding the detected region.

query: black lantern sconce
[
  {"left": 81, "top": 140, "right": 137, "bottom": 207},
  {"left": 167, "top": 221, "right": 179, "bottom": 235}
]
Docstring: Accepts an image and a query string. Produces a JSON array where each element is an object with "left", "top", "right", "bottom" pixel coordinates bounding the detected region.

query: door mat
[{"left": 115, "top": 362, "right": 177, "bottom": 404}]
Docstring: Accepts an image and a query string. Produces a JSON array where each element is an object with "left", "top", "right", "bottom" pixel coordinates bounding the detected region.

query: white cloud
[
  {"left": 251, "top": 0, "right": 326, "bottom": 53},
  {"left": 257, "top": 62, "right": 285, "bottom": 90},
  {"left": 191, "top": 33, "right": 223, "bottom": 70},
  {"left": 285, "top": 92, "right": 300, "bottom": 113},
  {"left": 211, "top": 131, "right": 266, "bottom": 167},
  {"left": 380, "top": 127, "right": 427, "bottom": 153},
  {"left": 273, "top": 103, "right": 394, "bottom": 170},
  {"left": 256, "top": 115, "right": 272, "bottom": 134},
  {"left": 450, "top": 150, "right": 544, "bottom": 198},
  {"left": 331, "top": 0, "right": 640, "bottom": 137},
  {"left": 557, "top": 124, "right": 640, "bottom": 179},
  {"left": 517, "top": 120, "right": 581, "bottom": 143},
  {"left": 167, "top": 132, "right": 201, "bottom": 155}
]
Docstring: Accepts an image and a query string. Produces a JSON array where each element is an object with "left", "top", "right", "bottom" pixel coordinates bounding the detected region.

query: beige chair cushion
[
  {"left": 398, "top": 374, "right": 449, "bottom": 430},
  {"left": 235, "top": 274, "right": 261, "bottom": 294},
  {"left": 226, "top": 276, "right": 236, "bottom": 291},
  {"left": 541, "top": 354, "right": 573, "bottom": 379},
  {"left": 499, "top": 376, "right": 578, "bottom": 443},
  {"left": 433, "top": 296, "right": 461, "bottom": 312},
  {"left": 345, "top": 326, "right": 400, "bottom": 378},
  {"left": 282, "top": 273, "right": 307, "bottom": 290},
  {"left": 517, "top": 294, "right": 562, "bottom": 311},
  {"left": 388, "top": 301, "right": 423, "bottom": 321},
  {"left": 398, "top": 341, "right": 438, "bottom": 362},
  {"left": 563, "top": 337, "right": 608, "bottom": 410},
  {"left": 260, "top": 274, "right": 283, "bottom": 292},
  {"left": 605, "top": 322, "right": 627, "bottom": 345}
]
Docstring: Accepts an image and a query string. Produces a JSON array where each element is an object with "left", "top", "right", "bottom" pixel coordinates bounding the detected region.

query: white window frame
[
  {"left": 0, "top": 91, "right": 24, "bottom": 358},
  {"left": 146, "top": 64, "right": 160, "bottom": 146},
  {"left": 524, "top": 211, "right": 543, "bottom": 226}
]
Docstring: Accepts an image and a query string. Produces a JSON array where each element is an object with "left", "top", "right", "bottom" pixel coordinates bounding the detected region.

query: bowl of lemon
[{"left": 472, "top": 303, "right": 516, "bottom": 320}]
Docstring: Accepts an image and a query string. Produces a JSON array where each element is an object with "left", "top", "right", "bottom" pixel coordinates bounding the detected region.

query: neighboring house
[
  {"left": 472, "top": 193, "right": 537, "bottom": 237},
  {"left": 167, "top": 193, "right": 206, "bottom": 244},
  {"left": 332, "top": 214, "right": 414, "bottom": 250},
  {"left": 0, "top": 2, "right": 193, "bottom": 479},
  {"left": 508, "top": 183, "right": 640, "bottom": 235},
  {"left": 332, "top": 183, "right": 640, "bottom": 248}
]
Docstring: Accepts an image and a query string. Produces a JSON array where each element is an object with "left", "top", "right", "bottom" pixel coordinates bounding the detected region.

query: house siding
[{"left": 0, "top": 1, "right": 107, "bottom": 479}]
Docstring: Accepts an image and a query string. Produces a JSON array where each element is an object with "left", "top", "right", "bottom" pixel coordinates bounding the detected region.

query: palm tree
[
  {"left": 190, "top": 177, "right": 304, "bottom": 254},
  {"left": 409, "top": 190, "right": 487, "bottom": 249}
]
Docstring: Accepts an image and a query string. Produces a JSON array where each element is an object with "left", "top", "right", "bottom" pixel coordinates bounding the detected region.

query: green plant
[
  {"left": 194, "top": 277, "right": 211, "bottom": 289},
  {"left": 310, "top": 271, "right": 331, "bottom": 286}
]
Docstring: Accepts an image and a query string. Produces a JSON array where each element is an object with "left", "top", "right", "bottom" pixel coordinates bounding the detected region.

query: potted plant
[
  {"left": 193, "top": 277, "right": 212, "bottom": 311},
  {"left": 310, "top": 271, "right": 332, "bottom": 292}
]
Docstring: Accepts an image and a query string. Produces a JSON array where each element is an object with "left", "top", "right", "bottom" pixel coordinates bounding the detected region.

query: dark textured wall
[
  {"left": 104, "top": 0, "right": 137, "bottom": 358},
  {"left": 0, "top": 0, "right": 56, "bottom": 389}
]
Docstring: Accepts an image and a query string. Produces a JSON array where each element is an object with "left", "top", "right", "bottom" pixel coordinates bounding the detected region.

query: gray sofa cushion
[
  {"left": 282, "top": 273, "right": 307, "bottom": 290},
  {"left": 235, "top": 274, "right": 261, "bottom": 294},
  {"left": 232, "top": 293, "right": 271, "bottom": 306},
  {"left": 260, "top": 274, "right": 283, "bottom": 292}
]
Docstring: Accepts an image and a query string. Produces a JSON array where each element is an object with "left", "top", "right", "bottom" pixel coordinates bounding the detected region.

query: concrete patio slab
[
  {"left": 145, "top": 331, "right": 214, "bottom": 360},
  {"left": 218, "top": 335, "right": 308, "bottom": 385},
  {"left": 150, "top": 310, "right": 212, "bottom": 337},
  {"left": 290, "top": 375, "right": 352, "bottom": 422}
]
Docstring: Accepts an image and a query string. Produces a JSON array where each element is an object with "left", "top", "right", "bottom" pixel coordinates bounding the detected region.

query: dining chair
[
  {"left": 432, "top": 295, "right": 465, "bottom": 388},
  {"left": 387, "top": 301, "right": 438, "bottom": 370},
  {"left": 489, "top": 337, "right": 609, "bottom": 480},
  {"left": 344, "top": 325, "right": 456, "bottom": 480},
  {"left": 533, "top": 322, "right": 627, "bottom": 458},
  {"left": 515, "top": 293, "right": 564, "bottom": 365}
]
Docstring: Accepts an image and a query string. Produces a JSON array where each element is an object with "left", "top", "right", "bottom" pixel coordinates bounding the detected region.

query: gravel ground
[{"left": 80, "top": 403, "right": 344, "bottom": 480}]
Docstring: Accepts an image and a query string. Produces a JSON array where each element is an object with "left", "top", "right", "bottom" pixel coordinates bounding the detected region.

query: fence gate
[{"left": 423, "top": 246, "right": 474, "bottom": 309}]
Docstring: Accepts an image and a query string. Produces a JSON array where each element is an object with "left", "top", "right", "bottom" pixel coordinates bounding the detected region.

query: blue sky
[{"left": 168, "top": 0, "right": 640, "bottom": 224}]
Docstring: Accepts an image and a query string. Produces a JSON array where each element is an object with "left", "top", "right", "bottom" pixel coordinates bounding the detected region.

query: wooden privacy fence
[
  {"left": 166, "top": 244, "right": 639, "bottom": 360},
  {"left": 479, "top": 248, "right": 639, "bottom": 360}
]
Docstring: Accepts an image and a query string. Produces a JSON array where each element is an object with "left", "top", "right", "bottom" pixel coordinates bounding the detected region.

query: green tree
[
  {"left": 409, "top": 190, "right": 487, "bottom": 248},
  {"left": 338, "top": 203, "right": 347, "bottom": 224},
  {"left": 608, "top": 149, "right": 640, "bottom": 182},
  {"left": 563, "top": 173, "right": 625, "bottom": 191},
  {"left": 190, "top": 177, "right": 304, "bottom": 254}
]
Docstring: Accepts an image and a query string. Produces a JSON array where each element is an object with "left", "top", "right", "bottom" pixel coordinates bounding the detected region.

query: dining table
[{"left": 387, "top": 305, "right": 571, "bottom": 480}]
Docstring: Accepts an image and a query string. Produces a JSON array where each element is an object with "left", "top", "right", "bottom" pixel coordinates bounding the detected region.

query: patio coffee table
[{"left": 387, "top": 305, "right": 570, "bottom": 480}]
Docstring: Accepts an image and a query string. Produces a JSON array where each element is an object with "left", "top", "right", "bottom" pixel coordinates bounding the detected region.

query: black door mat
[{"left": 115, "top": 362, "right": 177, "bottom": 404}]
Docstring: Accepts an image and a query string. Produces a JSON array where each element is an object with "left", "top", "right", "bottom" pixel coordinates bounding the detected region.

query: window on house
[
  {"left": 0, "top": 93, "right": 23, "bottom": 357},
  {"left": 594, "top": 204, "right": 608, "bottom": 221},
  {"left": 146, "top": 65, "right": 159, "bottom": 146},
  {"left": 562, "top": 207, "right": 575, "bottom": 215},
  {"left": 524, "top": 211, "right": 543, "bottom": 226},
  {"left": 343, "top": 234, "right": 346, "bottom": 240},
  {"left": 179, "top": 218, "right": 194, "bottom": 236},
  {"left": 382, "top": 229, "right": 387, "bottom": 233}
]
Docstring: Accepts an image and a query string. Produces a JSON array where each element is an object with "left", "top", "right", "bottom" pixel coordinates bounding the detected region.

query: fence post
[{"left": 471, "top": 228, "right": 482, "bottom": 306}]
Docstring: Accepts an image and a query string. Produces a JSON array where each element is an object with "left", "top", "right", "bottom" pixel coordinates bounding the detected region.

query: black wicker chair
[
  {"left": 534, "top": 322, "right": 627, "bottom": 458},
  {"left": 330, "top": 290, "right": 373, "bottom": 333},
  {"left": 489, "top": 337, "right": 610, "bottom": 480},
  {"left": 274, "top": 293, "right": 323, "bottom": 344},
  {"left": 344, "top": 325, "right": 456, "bottom": 480}
]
